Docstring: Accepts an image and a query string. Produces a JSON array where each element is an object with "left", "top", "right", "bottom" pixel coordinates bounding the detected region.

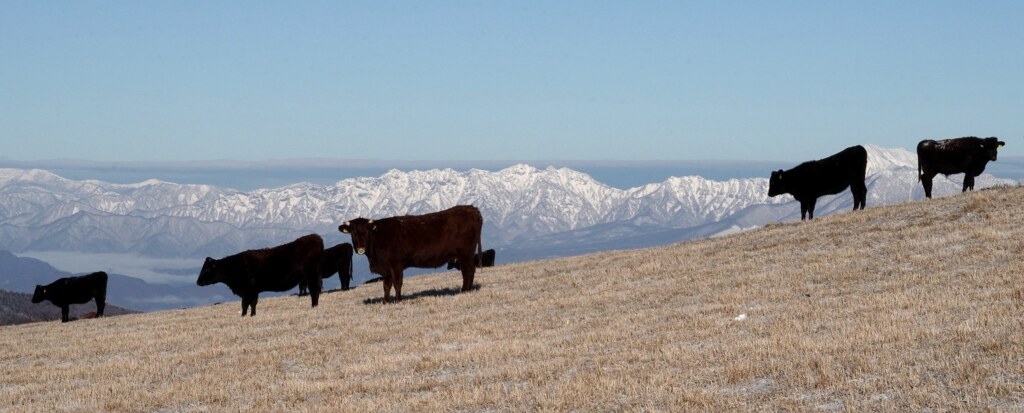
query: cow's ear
[
  {"left": 999, "top": 141, "right": 1006, "bottom": 147},
  {"left": 339, "top": 224, "right": 349, "bottom": 234},
  {"left": 205, "top": 257, "right": 213, "bottom": 264}
]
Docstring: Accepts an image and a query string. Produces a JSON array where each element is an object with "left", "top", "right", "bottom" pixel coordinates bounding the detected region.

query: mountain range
[{"left": 0, "top": 145, "right": 1014, "bottom": 261}]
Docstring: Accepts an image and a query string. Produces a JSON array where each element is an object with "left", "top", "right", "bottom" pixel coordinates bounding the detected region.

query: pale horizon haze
[{"left": 2, "top": 2, "right": 1022, "bottom": 163}]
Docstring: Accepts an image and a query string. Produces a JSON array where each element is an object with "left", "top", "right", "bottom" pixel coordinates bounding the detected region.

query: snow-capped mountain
[{"left": 0, "top": 146, "right": 1015, "bottom": 259}]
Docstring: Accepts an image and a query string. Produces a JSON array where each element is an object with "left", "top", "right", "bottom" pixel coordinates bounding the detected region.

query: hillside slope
[
  {"left": 1, "top": 187, "right": 1023, "bottom": 411},
  {"left": 0, "top": 289, "right": 137, "bottom": 326}
]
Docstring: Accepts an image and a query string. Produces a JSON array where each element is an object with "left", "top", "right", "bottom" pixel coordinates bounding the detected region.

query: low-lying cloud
[{"left": 19, "top": 251, "right": 200, "bottom": 285}]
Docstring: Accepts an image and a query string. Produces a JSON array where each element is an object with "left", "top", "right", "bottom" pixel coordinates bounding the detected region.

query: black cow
[
  {"left": 768, "top": 145, "right": 868, "bottom": 220},
  {"left": 917, "top": 136, "right": 1005, "bottom": 198},
  {"left": 197, "top": 234, "right": 323, "bottom": 317},
  {"left": 32, "top": 271, "right": 107, "bottom": 323},
  {"left": 447, "top": 249, "right": 496, "bottom": 270},
  {"left": 339, "top": 205, "right": 483, "bottom": 303},
  {"left": 298, "top": 243, "right": 354, "bottom": 295}
]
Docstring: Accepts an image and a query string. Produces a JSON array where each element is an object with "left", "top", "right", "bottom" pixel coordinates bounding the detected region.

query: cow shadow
[
  {"left": 361, "top": 283, "right": 481, "bottom": 305},
  {"left": 293, "top": 287, "right": 348, "bottom": 297}
]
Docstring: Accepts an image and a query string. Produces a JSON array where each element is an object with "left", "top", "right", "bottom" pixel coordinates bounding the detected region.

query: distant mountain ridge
[
  {"left": 0, "top": 145, "right": 1015, "bottom": 261},
  {"left": 0, "top": 251, "right": 230, "bottom": 312}
]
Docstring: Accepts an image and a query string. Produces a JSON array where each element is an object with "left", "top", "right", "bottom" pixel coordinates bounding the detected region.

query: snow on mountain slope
[
  {"left": 0, "top": 146, "right": 1016, "bottom": 258},
  {"left": 864, "top": 143, "right": 919, "bottom": 175}
]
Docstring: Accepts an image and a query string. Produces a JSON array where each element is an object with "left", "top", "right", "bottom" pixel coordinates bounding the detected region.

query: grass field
[{"left": 2, "top": 187, "right": 1023, "bottom": 412}]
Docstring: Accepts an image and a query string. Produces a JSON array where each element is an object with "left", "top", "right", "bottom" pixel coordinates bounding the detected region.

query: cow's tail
[
  {"left": 476, "top": 233, "right": 483, "bottom": 269},
  {"left": 97, "top": 271, "right": 108, "bottom": 299},
  {"left": 473, "top": 206, "right": 484, "bottom": 270},
  {"left": 346, "top": 249, "right": 353, "bottom": 283},
  {"left": 916, "top": 141, "right": 925, "bottom": 182}
]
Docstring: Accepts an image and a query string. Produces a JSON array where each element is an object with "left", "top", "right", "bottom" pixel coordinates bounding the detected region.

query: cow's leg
[
  {"left": 305, "top": 268, "right": 321, "bottom": 308},
  {"left": 95, "top": 296, "right": 105, "bottom": 318},
  {"left": 799, "top": 201, "right": 809, "bottom": 221},
  {"left": 340, "top": 264, "right": 351, "bottom": 291},
  {"left": 963, "top": 174, "right": 975, "bottom": 192},
  {"left": 61, "top": 305, "right": 70, "bottom": 323},
  {"left": 921, "top": 173, "right": 935, "bottom": 198},
  {"left": 393, "top": 267, "right": 404, "bottom": 303},
  {"left": 807, "top": 199, "right": 817, "bottom": 220},
  {"left": 298, "top": 279, "right": 308, "bottom": 296},
  {"left": 852, "top": 182, "right": 867, "bottom": 211},
  {"left": 460, "top": 264, "right": 476, "bottom": 293},
  {"left": 241, "top": 295, "right": 258, "bottom": 317},
  {"left": 382, "top": 275, "right": 393, "bottom": 304},
  {"left": 459, "top": 252, "right": 476, "bottom": 292}
]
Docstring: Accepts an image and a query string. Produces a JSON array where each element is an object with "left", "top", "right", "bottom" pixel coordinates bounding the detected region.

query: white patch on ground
[{"left": 817, "top": 401, "right": 843, "bottom": 412}]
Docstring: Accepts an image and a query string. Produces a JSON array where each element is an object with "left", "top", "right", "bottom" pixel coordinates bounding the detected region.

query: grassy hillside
[
  {"left": 0, "top": 289, "right": 137, "bottom": 326},
  {"left": 2, "top": 187, "right": 1023, "bottom": 412}
]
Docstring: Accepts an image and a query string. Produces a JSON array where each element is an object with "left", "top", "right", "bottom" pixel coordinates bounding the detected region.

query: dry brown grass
[{"left": 3, "top": 188, "right": 1024, "bottom": 412}]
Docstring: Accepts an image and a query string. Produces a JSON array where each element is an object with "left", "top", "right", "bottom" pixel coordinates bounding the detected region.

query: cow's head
[
  {"left": 196, "top": 257, "right": 225, "bottom": 286},
  {"left": 339, "top": 218, "right": 375, "bottom": 255},
  {"left": 31, "top": 285, "right": 46, "bottom": 303},
  {"left": 767, "top": 170, "right": 786, "bottom": 197},
  {"left": 980, "top": 137, "right": 1005, "bottom": 161}
]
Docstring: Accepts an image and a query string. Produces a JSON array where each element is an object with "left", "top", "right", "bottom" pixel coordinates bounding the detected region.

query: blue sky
[{"left": 2, "top": 2, "right": 1022, "bottom": 162}]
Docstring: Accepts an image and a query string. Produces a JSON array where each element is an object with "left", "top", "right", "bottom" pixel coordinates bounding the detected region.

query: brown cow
[
  {"left": 197, "top": 234, "right": 323, "bottom": 316},
  {"left": 338, "top": 205, "right": 483, "bottom": 303}
]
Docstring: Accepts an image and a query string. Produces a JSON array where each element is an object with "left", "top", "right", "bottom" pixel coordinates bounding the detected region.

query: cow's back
[
  {"left": 789, "top": 145, "right": 867, "bottom": 196},
  {"left": 244, "top": 234, "right": 324, "bottom": 292},
  {"left": 371, "top": 205, "right": 482, "bottom": 270},
  {"left": 52, "top": 272, "right": 107, "bottom": 305},
  {"left": 918, "top": 137, "right": 981, "bottom": 175}
]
